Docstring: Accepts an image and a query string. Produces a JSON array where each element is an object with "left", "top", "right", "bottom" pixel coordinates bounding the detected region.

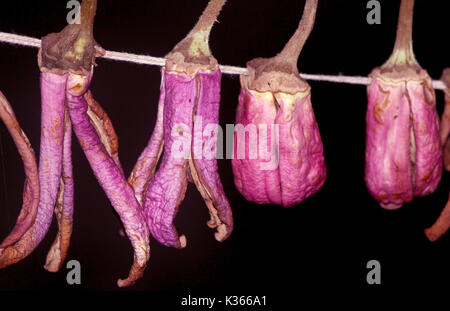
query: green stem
[
  {"left": 171, "top": 0, "right": 227, "bottom": 58},
  {"left": 384, "top": 0, "right": 417, "bottom": 67},
  {"left": 72, "top": 0, "right": 97, "bottom": 58}
]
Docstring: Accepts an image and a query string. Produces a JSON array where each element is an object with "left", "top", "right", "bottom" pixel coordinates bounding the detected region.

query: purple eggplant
[
  {"left": 365, "top": 0, "right": 441, "bottom": 209},
  {"left": 232, "top": 0, "right": 326, "bottom": 207},
  {"left": 129, "top": 0, "right": 233, "bottom": 248}
]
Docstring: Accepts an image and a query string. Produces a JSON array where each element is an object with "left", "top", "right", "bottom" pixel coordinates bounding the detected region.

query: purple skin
[
  {"left": 132, "top": 68, "right": 233, "bottom": 248},
  {"left": 364, "top": 0, "right": 442, "bottom": 209},
  {"left": 130, "top": 0, "right": 233, "bottom": 248},
  {"left": 365, "top": 77, "right": 441, "bottom": 209},
  {"left": 0, "top": 72, "right": 67, "bottom": 267},
  {"left": 66, "top": 71, "right": 150, "bottom": 287},
  {"left": 190, "top": 71, "right": 233, "bottom": 238},
  {"left": 143, "top": 71, "right": 194, "bottom": 248},
  {"left": 231, "top": 0, "right": 321, "bottom": 208},
  {"left": 44, "top": 110, "right": 74, "bottom": 272},
  {"left": 440, "top": 91, "right": 450, "bottom": 170},
  {"left": 0, "top": 91, "right": 39, "bottom": 250},
  {"left": 232, "top": 86, "right": 326, "bottom": 207},
  {"left": 232, "top": 89, "right": 281, "bottom": 205},
  {"left": 1, "top": 0, "right": 147, "bottom": 286},
  {"left": 85, "top": 90, "right": 124, "bottom": 175},
  {"left": 128, "top": 69, "right": 166, "bottom": 205}
]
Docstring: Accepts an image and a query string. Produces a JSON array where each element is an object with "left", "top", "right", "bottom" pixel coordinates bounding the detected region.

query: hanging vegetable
[
  {"left": 0, "top": 0, "right": 150, "bottom": 287},
  {"left": 425, "top": 69, "right": 450, "bottom": 241},
  {"left": 231, "top": 0, "right": 326, "bottom": 207},
  {"left": 0, "top": 70, "right": 68, "bottom": 269},
  {"left": 0, "top": 91, "right": 39, "bottom": 251},
  {"left": 129, "top": 0, "right": 233, "bottom": 248},
  {"left": 364, "top": 0, "right": 441, "bottom": 209},
  {"left": 43, "top": 109, "right": 73, "bottom": 272},
  {"left": 438, "top": 68, "right": 450, "bottom": 171}
]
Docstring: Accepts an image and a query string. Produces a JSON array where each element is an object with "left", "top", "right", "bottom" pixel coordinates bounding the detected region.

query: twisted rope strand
[{"left": 0, "top": 31, "right": 446, "bottom": 90}]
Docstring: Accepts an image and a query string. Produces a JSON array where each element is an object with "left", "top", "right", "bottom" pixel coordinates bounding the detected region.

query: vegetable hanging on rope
[
  {"left": 0, "top": 63, "right": 69, "bottom": 270},
  {"left": 0, "top": 0, "right": 150, "bottom": 288},
  {"left": 129, "top": 0, "right": 233, "bottom": 248},
  {"left": 425, "top": 68, "right": 450, "bottom": 242},
  {"left": 0, "top": 92, "right": 39, "bottom": 251},
  {"left": 231, "top": 0, "right": 326, "bottom": 207},
  {"left": 364, "top": 0, "right": 441, "bottom": 209},
  {"left": 437, "top": 68, "right": 450, "bottom": 172}
]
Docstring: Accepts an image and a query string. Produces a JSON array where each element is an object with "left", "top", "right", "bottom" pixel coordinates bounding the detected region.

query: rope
[{"left": 0, "top": 31, "right": 446, "bottom": 90}]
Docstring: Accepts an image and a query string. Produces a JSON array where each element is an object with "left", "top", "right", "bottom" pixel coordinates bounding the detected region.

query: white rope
[{"left": 0, "top": 31, "right": 446, "bottom": 90}]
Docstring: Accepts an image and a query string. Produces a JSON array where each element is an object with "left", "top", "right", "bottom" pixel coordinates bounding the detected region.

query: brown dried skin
[
  {"left": 188, "top": 159, "right": 230, "bottom": 240},
  {"left": 189, "top": 72, "right": 233, "bottom": 240},
  {"left": 85, "top": 91, "right": 126, "bottom": 237},
  {"left": 85, "top": 91, "right": 123, "bottom": 173},
  {"left": 424, "top": 69, "right": 450, "bottom": 241},
  {"left": 425, "top": 192, "right": 450, "bottom": 242},
  {"left": 44, "top": 180, "right": 71, "bottom": 272},
  {"left": 245, "top": 0, "right": 318, "bottom": 94},
  {"left": 165, "top": 0, "right": 225, "bottom": 75},
  {"left": 0, "top": 233, "right": 34, "bottom": 267},
  {"left": 165, "top": 52, "right": 218, "bottom": 78},
  {"left": 39, "top": 0, "right": 105, "bottom": 75},
  {"left": 245, "top": 60, "right": 310, "bottom": 94},
  {"left": 44, "top": 110, "right": 73, "bottom": 272},
  {"left": 0, "top": 92, "right": 39, "bottom": 249}
]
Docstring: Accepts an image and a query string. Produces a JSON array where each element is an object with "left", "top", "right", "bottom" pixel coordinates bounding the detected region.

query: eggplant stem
[
  {"left": 71, "top": 0, "right": 97, "bottom": 60},
  {"left": 277, "top": 0, "right": 318, "bottom": 67},
  {"left": 172, "top": 0, "right": 227, "bottom": 59},
  {"left": 80, "top": 0, "right": 97, "bottom": 36},
  {"left": 191, "top": 0, "right": 226, "bottom": 34},
  {"left": 383, "top": 0, "right": 418, "bottom": 67}
]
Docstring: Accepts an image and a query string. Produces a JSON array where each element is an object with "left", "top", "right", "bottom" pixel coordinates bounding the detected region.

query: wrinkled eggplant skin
[
  {"left": 144, "top": 71, "right": 196, "bottom": 248},
  {"left": 128, "top": 70, "right": 166, "bottom": 205},
  {"left": 232, "top": 86, "right": 326, "bottom": 207},
  {"left": 144, "top": 69, "right": 233, "bottom": 248},
  {"left": 33, "top": 72, "right": 68, "bottom": 242},
  {"left": 192, "top": 71, "right": 233, "bottom": 238},
  {"left": 365, "top": 77, "right": 442, "bottom": 209},
  {"left": 441, "top": 92, "right": 450, "bottom": 171},
  {"left": 0, "top": 72, "right": 67, "bottom": 269},
  {"left": 66, "top": 72, "right": 150, "bottom": 287}
]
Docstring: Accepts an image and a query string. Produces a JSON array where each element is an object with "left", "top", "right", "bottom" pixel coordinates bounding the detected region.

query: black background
[{"left": 0, "top": 0, "right": 449, "bottom": 302}]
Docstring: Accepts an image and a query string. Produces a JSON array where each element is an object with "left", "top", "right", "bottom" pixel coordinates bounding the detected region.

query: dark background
[{"left": 0, "top": 0, "right": 448, "bottom": 301}]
